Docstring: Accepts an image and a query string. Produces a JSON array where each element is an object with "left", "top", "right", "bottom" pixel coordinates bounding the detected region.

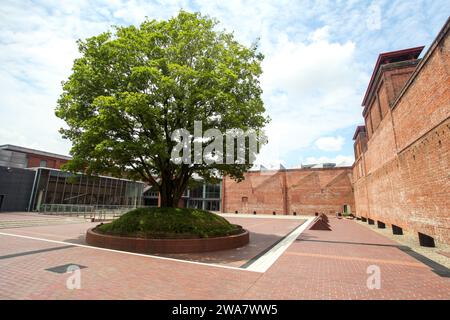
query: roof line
[
  {"left": 0, "top": 144, "right": 71, "bottom": 160},
  {"left": 361, "top": 46, "right": 425, "bottom": 107},
  {"left": 26, "top": 167, "right": 143, "bottom": 183},
  {"left": 352, "top": 125, "right": 366, "bottom": 140}
]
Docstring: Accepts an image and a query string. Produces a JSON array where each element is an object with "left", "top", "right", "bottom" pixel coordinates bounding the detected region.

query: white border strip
[
  {"left": 245, "top": 217, "right": 315, "bottom": 272},
  {"left": 0, "top": 231, "right": 258, "bottom": 273}
]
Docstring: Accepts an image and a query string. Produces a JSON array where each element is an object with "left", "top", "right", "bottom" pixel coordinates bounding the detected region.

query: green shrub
[{"left": 97, "top": 207, "right": 241, "bottom": 239}]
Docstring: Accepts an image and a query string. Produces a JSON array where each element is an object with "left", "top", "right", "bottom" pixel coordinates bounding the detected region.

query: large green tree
[{"left": 56, "top": 11, "right": 268, "bottom": 207}]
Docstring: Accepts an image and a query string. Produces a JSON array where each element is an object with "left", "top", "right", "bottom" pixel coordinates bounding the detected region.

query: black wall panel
[{"left": 0, "top": 166, "right": 36, "bottom": 211}]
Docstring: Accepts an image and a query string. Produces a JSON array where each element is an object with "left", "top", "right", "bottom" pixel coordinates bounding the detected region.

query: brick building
[
  {"left": 0, "top": 144, "right": 70, "bottom": 169},
  {"left": 222, "top": 166, "right": 354, "bottom": 215},
  {"left": 353, "top": 18, "right": 450, "bottom": 245}
]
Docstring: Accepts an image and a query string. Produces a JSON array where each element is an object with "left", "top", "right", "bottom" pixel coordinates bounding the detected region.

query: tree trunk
[
  {"left": 159, "top": 185, "right": 176, "bottom": 208},
  {"left": 159, "top": 180, "right": 183, "bottom": 208},
  {"left": 158, "top": 171, "right": 190, "bottom": 208}
]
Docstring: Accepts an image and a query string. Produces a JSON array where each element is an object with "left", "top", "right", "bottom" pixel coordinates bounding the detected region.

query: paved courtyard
[
  {"left": 0, "top": 213, "right": 449, "bottom": 299},
  {"left": 156, "top": 215, "right": 305, "bottom": 267}
]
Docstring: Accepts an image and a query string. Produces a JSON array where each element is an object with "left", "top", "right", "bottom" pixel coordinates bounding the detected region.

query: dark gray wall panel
[{"left": 0, "top": 166, "right": 36, "bottom": 211}]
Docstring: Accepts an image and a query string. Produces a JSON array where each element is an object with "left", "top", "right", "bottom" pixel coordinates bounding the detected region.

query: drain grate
[{"left": 45, "top": 263, "right": 87, "bottom": 274}]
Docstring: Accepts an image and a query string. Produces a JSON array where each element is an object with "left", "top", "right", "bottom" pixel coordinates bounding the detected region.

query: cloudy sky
[{"left": 1, "top": 0, "right": 448, "bottom": 167}]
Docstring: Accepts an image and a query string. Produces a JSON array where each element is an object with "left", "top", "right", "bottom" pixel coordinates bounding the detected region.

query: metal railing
[{"left": 38, "top": 204, "right": 146, "bottom": 221}]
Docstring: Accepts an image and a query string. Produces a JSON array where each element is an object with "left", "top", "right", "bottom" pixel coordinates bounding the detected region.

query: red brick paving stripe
[{"left": 285, "top": 250, "right": 427, "bottom": 268}]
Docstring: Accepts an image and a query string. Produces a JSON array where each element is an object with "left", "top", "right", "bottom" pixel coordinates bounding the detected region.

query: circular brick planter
[{"left": 86, "top": 227, "right": 250, "bottom": 254}]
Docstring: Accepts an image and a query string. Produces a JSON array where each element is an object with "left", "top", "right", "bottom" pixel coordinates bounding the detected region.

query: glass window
[
  {"left": 37, "top": 168, "right": 145, "bottom": 209},
  {"left": 189, "top": 185, "right": 203, "bottom": 198},
  {"left": 40, "top": 160, "right": 47, "bottom": 167},
  {"left": 205, "top": 184, "right": 220, "bottom": 199},
  {"left": 187, "top": 199, "right": 203, "bottom": 209},
  {"left": 205, "top": 200, "right": 220, "bottom": 211}
]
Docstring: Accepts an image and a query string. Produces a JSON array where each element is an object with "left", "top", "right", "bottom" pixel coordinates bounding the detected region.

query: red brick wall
[
  {"left": 353, "top": 24, "right": 450, "bottom": 244},
  {"left": 354, "top": 132, "right": 368, "bottom": 161},
  {"left": 365, "top": 114, "right": 373, "bottom": 139},
  {"left": 364, "top": 112, "right": 397, "bottom": 174},
  {"left": 26, "top": 153, "right": 68, "bottom": 169},
  {"left": 383, "top": 64, "right": 418, "bottom": 106},
  {"left": 223, "top": 167, "right": 355, "bottom": 215},
  {"left": 356, "top": 120, "right": 449, "bottom": 244},
  {"left": 353, "top": 176, "right": 369, "bottom": 218},
  {"left": 377, "top": 84, "right": 390, "bottom": 117},
  {"left": 223, "top": 171, "right": 286, "bottom": 214},
  {"left": 369, "top": 99, "right": 382, "bottom": 131},
  {"left": 352, "top": 154, "right": 365, "bottom": 181},
  {"left": 287, "top": 168, "right": 354, "bottom": 215},
  {"left": 392, "top": 40, "right": 450, "bottom": 152}
]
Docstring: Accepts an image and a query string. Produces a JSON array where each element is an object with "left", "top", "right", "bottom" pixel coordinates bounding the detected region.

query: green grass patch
[{"left": 96, "top": 207, "right": 243, "bottom": 239}]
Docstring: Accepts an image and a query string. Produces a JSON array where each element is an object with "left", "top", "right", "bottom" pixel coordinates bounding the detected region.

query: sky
[{"left": 0, "top": 0, "right": 449, "bottom": 168}]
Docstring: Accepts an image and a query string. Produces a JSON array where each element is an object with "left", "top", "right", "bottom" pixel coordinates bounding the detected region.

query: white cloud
[
  {"left": 367, "top": 1, "right": 382, "bottom": 31},
  {"left": 0, "top": 0, "right": 190, "bottom": 155},
  {"left": 315, "top": 136, "right": 345, "bottom": 151},
  {"left": 302, "top": 155, "right": 355, "bottom": 167},
  {"left": 309, "top": 25, "right": 330, "bottom": 42},
  {"left": 257, "top": 31, "right": 367, "bottom": 166},
  {"left": 0, "top": 1, "right": 113, "bottom": 155}
]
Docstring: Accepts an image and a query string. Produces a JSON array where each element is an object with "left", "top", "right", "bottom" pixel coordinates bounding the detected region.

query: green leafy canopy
[{"left": 56, "top": 10, "right": 269, "bottom": 207}]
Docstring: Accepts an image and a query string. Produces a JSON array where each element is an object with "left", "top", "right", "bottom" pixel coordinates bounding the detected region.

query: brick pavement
[
  {"left": 0, "top": 214, "right": 449, "bottom": 299},
  {"left": 156, "top": 216, "right": 304, "bottom": 267},
  {"left": 0, "top": 212, "right": 87, "bottom": 229},
  {"left": 242, "top": 217, "right": 450, "bottom": 299}
]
